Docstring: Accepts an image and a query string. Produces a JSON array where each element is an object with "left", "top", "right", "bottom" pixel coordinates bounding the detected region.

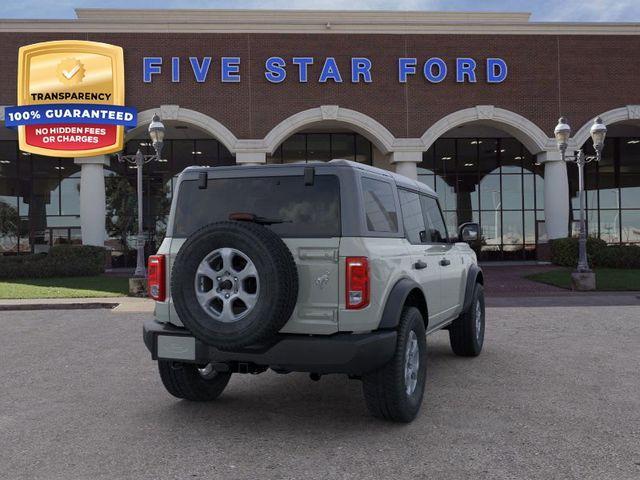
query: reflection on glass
[
  {"left": 502, "top": 211, "right": 523, "bottom": 247},
  {"left": 60, "top": 178, "right": 80, "bottom": 216},
  {"left": 480, "top": 175, "right": 501, "bottom": 211},
  {"left": 502, "top": 175, "right": 523, "bottom": 210},
  {"left": 621, "top": 210, "right": 640, "bottom": 243},
  {"left": 481, "top": 210, "right": 501, "bottom": 246},
  {"left": 599, "top": 209, "right": 620, "bottom": 243}
]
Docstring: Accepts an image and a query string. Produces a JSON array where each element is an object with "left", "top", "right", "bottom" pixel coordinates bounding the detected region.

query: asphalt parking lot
[{"left": 1, "top": 304, "right": 639, "bottom": 480}]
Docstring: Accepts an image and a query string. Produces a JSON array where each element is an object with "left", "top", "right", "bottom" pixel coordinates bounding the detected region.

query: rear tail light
[
  {"left": 346, "top": 257, "right": 369, "bottom": 309},
  {"left": 148, "top": 255, "right": 166, "bottom": 301}
]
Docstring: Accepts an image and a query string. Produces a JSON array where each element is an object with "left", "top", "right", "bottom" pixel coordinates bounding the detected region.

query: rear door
[
  {"left": 420, "top": 195, "right": 461, "bottom": 321},
  {"left": 170, "top": 172, "right": 342, "bottom": 334},
  {"left": 398, "top": 189, "right": 443, "bottom": 321}
]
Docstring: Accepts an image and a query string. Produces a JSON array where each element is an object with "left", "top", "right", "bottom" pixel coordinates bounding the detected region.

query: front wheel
[
  {"left": 362, "top": 306, "right": 427, "bottom": 423},
  {"left": 449, "top": 283, "right": 485, "bottom": 357},
  {"left": 158, "top": 360, "right": 232, "bottom": 401}
]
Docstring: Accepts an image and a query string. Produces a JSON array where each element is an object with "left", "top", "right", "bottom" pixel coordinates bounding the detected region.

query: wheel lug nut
[
  {"left": 216, "top": 277, "right": 221, "bottom": 281},
  {"left": 225, "top": 294, "right": 230, "bottom": 299}
]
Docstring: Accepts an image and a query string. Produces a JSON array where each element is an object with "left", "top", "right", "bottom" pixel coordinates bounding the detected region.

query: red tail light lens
[
  {"left": 148, "top": 255, "right": 166, "bottom": 301},
  {"left": 346, "top": 257, "right": 369, "bottom": 309}
]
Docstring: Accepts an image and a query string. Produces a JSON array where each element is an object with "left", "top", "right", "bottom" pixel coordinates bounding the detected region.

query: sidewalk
[{"left": 0, "top": 296, "right": 154, "bottom": 313}]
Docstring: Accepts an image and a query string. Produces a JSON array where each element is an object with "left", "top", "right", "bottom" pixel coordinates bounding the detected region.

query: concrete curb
[{"left": 0, "top": 302, "right": 119, "bottom": 311}]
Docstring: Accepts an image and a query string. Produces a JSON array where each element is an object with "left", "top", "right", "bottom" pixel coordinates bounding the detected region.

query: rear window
[
  {"left": 172, "top": 175, "right": 341, "bottom": 238},
  {"left": 361, "top": 177, "right": 398, "bottom": 233}
]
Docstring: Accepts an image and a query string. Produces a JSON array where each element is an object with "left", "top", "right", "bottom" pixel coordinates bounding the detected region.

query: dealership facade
[{"left": 0, "top": 9, "right": 639, "bottom": 263}]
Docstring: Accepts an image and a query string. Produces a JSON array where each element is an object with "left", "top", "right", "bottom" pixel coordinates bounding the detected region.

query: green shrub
[
  {"left": 0, "top": 245, "right": 107, "bottom": 279},
  {"left": 550, "top": 237, "right": 640, "bottom": 268}
]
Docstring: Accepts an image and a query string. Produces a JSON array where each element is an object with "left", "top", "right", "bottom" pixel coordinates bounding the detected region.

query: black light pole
[
  {"left": 117, "top": 113, "right": 165, "bottom": 277},
  {"left": 553, "top": 116, "right": 607, "bottom": 284}
]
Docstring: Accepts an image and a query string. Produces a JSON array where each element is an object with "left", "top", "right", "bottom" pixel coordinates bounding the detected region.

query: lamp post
[
  {"left": 117, "top": 113, "right": 165, "bottom": 277},
  {"left": 553, "top": 116, "right": 607, "bottom": 286}
]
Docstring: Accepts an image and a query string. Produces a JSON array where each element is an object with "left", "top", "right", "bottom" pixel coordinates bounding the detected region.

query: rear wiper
[{"left": 228, "top": 212, "right": 291, "bottom": 225}]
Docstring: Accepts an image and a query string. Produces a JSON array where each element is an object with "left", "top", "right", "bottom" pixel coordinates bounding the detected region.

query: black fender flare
[
  {"left": 377, "top": 278, "right": 425, "bottom": 330},
  {"left": 461, "top": 264, "right": 483, "bottom": 313}
]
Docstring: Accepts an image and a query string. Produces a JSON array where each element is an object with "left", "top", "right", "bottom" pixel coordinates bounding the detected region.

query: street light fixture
[
  {"left": 117, "top": 113, "right": 166, "bottom": 277},
  {"left": 553, "top": 116, "right": 607, "bottom": 284}
]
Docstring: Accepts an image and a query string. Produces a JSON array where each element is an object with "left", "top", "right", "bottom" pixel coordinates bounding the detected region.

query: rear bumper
[{"left": 143, "top": 319, "right": 397, "bottom": 375}]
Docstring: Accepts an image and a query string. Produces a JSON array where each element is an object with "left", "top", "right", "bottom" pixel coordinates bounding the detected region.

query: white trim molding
[
  {"left": 572, "top": 105, "right": 640, "bottom": 148},
  {"left": 263, "top": 106, "right": 396, "bottom": 155},
  {"left": 127, "top": 106, "right": 239, "bottom": 154},
  {"left": 421, "top": 106, "right": 553, "bottom": 154}
]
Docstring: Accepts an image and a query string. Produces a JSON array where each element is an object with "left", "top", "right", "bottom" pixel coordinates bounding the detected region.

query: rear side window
[
  {"left": 398, "top": 189, "right": 426, "bottom": 244},
  {"left": 361, "top": 177, "right": 398, "bottom": 233},
  {"left": 173, "top": 175, "right": 340, "bottom": 238},
  {"left": 420, "top": 195, "right": 448, "bottom": 243}
]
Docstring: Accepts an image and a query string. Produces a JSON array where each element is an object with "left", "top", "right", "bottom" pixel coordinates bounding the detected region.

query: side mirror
[{"left": 458, "top": 222, "right": 480, "bottom": 243}]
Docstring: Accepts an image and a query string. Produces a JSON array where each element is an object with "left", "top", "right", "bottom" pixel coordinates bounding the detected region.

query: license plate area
[{"left": 156, "top": 335, "right": 196, "bottom": 361}]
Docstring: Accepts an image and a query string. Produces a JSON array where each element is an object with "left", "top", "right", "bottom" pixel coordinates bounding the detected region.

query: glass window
[
  {"left": 434, "top": 139, "right": 455, "bottom": 176},
  {"left": 282, "top": 134, "right": 306, "bottom": 163},
  {"left": 456, "top": 175, "right": 479, "bottom": 210},
  {"left": 174, "top": 175, "right": 341, "bottom": 238},
  {"left": 194, "top": 139, "right": 219, "bottom": 166},
  {"left": 500, "top": 138, "right": 523, "bottom": 174},
  {"left": 480, "top": 175, "right": 501, "bottom": 211},
  {"left": 0, "top": 141, "right": 18, "bottom": 177},
  {"left": 599, "top": 210, "right": 620, "bottom": 243},
  {"left": 307, "top": 134, "right": 331, "bottom": 162},
  {"left": 478, "top": 139, "right": 499, "bottom": 175},
  {"left": 456, "top": 138, "right": 478, "bottom": 173},
  {"left": 620, "top": 138, "right": 640, "bottom": 174},
  {"left": 621, "top": 210, "right": 640, "bottom": 243},
  {"left": 32, "top": 155, "right": 59, "bottom": 178},
  {"left": 502, "top": 211, "right": 524, "bottom": 247},
  {"left": 60, "top": 178, "right": 80, "bottom": 215},
  {"left": 481, "top": 210, "right": 501, "bottom": 247},
  {"left": 502, "top": 175, "right": 523, "bottom": 210},
  {"left": 355, "top": 134, "right": 372, "bottom": 164},
  {"left": 362, "top": 177, "right": 398, "bottom": 233},
  {"left": 331, "top": 134, "right": 355, "bottom": 161},
  {"left": 435, "top": 174, "right": 456, "bottom": 211},
  {"left": 420, "top": 195, "right": 448, "bottom": 243},
  {"left": 420, "top": 147, "right": 435, "bottom": 172},
  {"left": 171, "top": 140, "right": 195, "bottom": 176},
  {"left": 398, "top": 189, "right": 426, "bottom": 244},
  {"left": 620, "top": 174, "right": 640, "bottom": 209}
]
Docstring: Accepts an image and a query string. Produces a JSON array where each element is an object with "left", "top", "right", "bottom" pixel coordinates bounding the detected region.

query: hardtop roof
[{"left": 183, "top": 159, "right": 437, "bottom": 197}]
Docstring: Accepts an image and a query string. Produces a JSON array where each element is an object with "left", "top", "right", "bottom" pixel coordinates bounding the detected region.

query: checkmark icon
[{"left": 62, "top": 64, "right": 80, "bottom": 79}]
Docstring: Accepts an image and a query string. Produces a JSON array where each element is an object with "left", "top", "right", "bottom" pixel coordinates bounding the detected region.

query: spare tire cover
[{"left": 171, "top": 221, "right": 298, "bottom": 350}]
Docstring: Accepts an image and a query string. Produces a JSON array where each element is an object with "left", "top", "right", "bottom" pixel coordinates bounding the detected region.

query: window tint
[
  {"left": 361, "top": 177, "right": 398, "bottom": 233},
  {"left": 420, "top": 195, "right": 448, "bottom": 243},
  {"left": 173, "top": 175, "right": 340, "bottom": 238},
  {"left": 399, "top": 189, "right": 426, "bottom": 244}
]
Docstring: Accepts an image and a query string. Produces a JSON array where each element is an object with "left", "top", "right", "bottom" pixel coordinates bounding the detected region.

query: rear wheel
[
  {"left": 449, "top": 283, "right": 485, "bottom": 357},
  {"left": 362, "top": 306, "right": 427, "bottom": 423},
  {"left": 158, "top": 360, "right": 231, "bottom": 401}
]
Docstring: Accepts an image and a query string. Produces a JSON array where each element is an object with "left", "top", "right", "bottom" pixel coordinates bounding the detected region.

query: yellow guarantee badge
[{"left": 5, "top": 40, "right": 136, "bottom": 158}]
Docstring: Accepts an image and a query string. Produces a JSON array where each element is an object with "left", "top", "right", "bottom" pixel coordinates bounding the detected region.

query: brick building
[{"left": 0, "top": 9, "right": 638, "bottom": 262}]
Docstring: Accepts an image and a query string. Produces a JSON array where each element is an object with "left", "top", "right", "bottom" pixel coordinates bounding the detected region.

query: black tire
[
  {"left": 171, "top": 221, "right": 298, "bottom": 350},
  {"left": 449, "top": 283, "right": 485, "bottom": 357},
  {"left": 362, "top": 306, "right": 427, "bottom": 423},
  {"left": 158, "top": 360, "right": 232, "bottom": 401}
]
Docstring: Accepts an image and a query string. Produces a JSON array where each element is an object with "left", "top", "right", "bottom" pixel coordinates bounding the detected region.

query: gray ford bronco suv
[{"left": 143, "top": 159, "right": 484, "bottom": 422}]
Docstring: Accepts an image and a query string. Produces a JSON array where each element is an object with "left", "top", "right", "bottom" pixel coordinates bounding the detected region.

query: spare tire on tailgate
[{"left": 171, "top": 221, "right": 298, "bottom": 350}]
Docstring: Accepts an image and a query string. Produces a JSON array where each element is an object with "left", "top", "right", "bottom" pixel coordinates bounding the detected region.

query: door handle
[
  {"left": 439, "top": 258, "right": 451, "bottom": 267},
  {"left": 413, "top": 260, "right": 428, "bottom": 270}
]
